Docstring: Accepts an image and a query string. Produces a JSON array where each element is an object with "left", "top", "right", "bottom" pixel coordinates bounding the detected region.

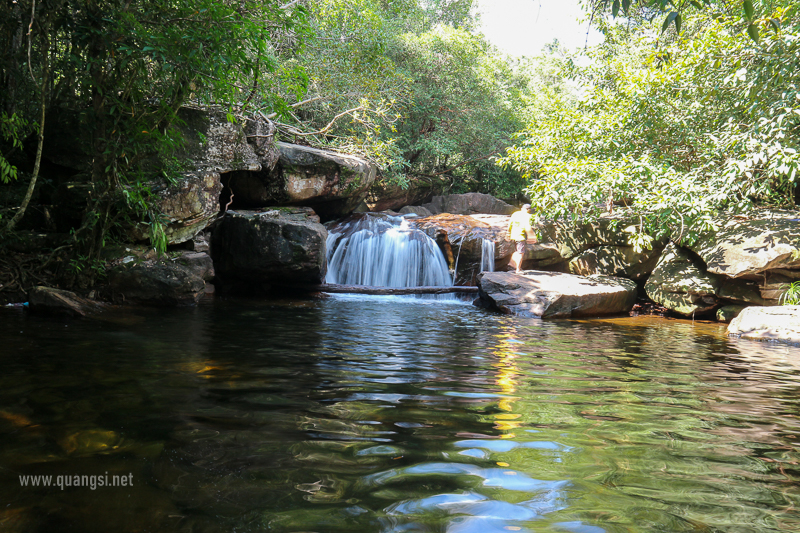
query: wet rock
[
  {"left": 420, "top": 193, "right": 516, "bottom": 216},
  {"left": 211, "top": 208, "right": 327, "bottom": 288},
  {"left": 569, "top": 244, "right": 665, "bottom": 281},
  {"left": 691, "top": 210, "right": 800, "bottom": 279},
  {"left": 399, "top": 205, "right": 433, "bottom": 217},
  {"left": 106, "top": 260, "right": 207, "bottom": 306},
  {"left": 476, "top": 271, "right": 637, "bottom": 318},
  {"left": 413, "top": 213, "right": 564, "bottom": 282},
  {"left": 225, "top": 142, "right": 376, "bottom": 218},
  {"left": 717, "top": 304, "right": 747, "bottom": 322},
  {"left": 728, "top": 305, "right": 800, "bottom": 344},
  {"left": 28, "top": 286, "right": 106, "bottom": 317},
  {"left": 645, "top": 243, "right": 722, "bottom": 316}
]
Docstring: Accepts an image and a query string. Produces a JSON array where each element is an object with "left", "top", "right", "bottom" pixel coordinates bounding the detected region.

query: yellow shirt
[{"left": 508, "top": 210, "right": 533, "bottom": 241}]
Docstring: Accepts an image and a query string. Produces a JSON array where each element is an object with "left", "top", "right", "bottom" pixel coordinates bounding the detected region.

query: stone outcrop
[
  {"left": 420, "top": 193, "right": 516, "bottom": 216},
  {"left": 476, "top": 270, "right": 637, "bottom": 318},
  {"left": 728, "top": 305, "right": 800, "bottom": 344},
  {"left": 128, "top": 171, "right": 224, "bottom": 245},
  {"left": 644, "top": 243, "right": 722, "bottom": 316},
  {"left": 224, "top": 142, "right": 376, "bottom": 218},
  {"left": 211, "top": 207, "right": 327, "bottom": 289},
  {"left": 569, "top": 244, "right": 664, "bottom": 281},
  {"left": 106, "top": 252, "right": 213, "bottom": 306},
  {"left": 399, "top": 205, "right": 433, "bottom": 217},
  {"left": 691, "top": 210, "right": 800, "bottom": 279},
  {"left": 367, "top": 177, "right": 447, "bottom": 212},
  {"left": 28, "top": 286, "right": 107, "bottom": 317}
]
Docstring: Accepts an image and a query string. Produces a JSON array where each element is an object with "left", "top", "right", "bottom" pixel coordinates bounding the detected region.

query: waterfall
[
  {"left": 480, "top": 238, "right": 495, "bottom": 273},
  {"left": 326, "top": 214, "right": 453, "bottom": 289}
]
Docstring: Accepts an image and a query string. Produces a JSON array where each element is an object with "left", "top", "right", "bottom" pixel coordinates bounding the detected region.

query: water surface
[{"left": 1, "top": 296, "right": 799, "bottom": 532}]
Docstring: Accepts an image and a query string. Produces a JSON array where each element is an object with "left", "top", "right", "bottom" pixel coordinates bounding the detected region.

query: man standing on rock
[{"left": 507, "top": 203, "right": 537, "bottom": 274}]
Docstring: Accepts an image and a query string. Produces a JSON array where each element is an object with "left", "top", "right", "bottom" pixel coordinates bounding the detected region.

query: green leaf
[
  {"left": 675, "top": 13, "right": 682, "bottom": 34},
  {"left": 743, "top": 0, "right": 754, "bottom": 20},
  {"left": 661, "top": 11, "right": 679, "bottom": 34},
  {"left": 612, "top": 0, "right": 620, "bottom": 17},
  {"left": 747, "top": 22, "right": 760, "bottom": 42},
  {"left": 622, "top": 0, "right": 631, "bottom": 14}
]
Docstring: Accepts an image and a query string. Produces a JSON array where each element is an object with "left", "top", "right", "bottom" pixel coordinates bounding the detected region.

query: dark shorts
[{"left": 515, "top": 240, "right": 527, "bottom": 254}]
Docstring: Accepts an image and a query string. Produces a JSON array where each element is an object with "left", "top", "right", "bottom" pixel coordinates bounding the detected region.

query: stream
[{"left": 1, "top": 295, "right": 799, "bottom": 532}]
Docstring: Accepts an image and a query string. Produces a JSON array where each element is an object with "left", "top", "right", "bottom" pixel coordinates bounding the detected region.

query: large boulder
[
  {"left": 211, "top": 207, "right": 327, "bottom": 289},
  {"left": 176, "top": 107, "right": 261, "bottom": 173},
  {"left": 728, "top": 305, "right": 800, "bottom": 344},
  {"left": 420, "top": 193, "right": 516, "bottom": 216},
  {"left": 128, "top": 171, "right": 224, "bottom": 245},
  {"left": 569, "top": 244, "right": 665, "bottom": 281},
  {"left": 367, "top": 177, "right": 448, "bottom": 212},
  {"left": 224, "top": 142, "right": 376, "bottom": 218},
  {"left": 477, "top": 271, "right": 637, "bottom": 318},
  {"left": 691, "top": 210, "right": 800, "bottom": 279},
  {"left": 105, "top": 253, "right": 212, "bottom": 306},
  {"left": 645, "top": 243, "right": 722, "bottom": 316},
  {"left": 540, "top": 213, "right": 640, "bottom": 262}
]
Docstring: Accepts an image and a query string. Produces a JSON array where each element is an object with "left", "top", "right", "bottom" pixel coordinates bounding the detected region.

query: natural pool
[{"left": 1, "top": 295, "right": 799, "bottom": 532}]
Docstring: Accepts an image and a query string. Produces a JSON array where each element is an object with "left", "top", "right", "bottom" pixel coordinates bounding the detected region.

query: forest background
[{"left": 0, "top": 0, "right": 798, "bottom": 269}]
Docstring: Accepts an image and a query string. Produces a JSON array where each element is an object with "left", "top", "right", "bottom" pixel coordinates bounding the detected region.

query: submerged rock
[
  {"left": 645, "top": 243, "right": 722, "bottom": 316},
  {"left": 211, "top": 208, "right": 327, "bottom": 289},
  {"left": 476, "top": 270, "right": 637, "bottom": 318},
  {"left": 728, "top": 305, "right": 800, "bottom": 344}
]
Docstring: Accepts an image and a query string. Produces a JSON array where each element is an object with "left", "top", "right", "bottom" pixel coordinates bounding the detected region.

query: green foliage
[
  {"left": 0, "top": 112, "right": 30, "bottom": 184},
  {"left": 269, "top": 0, "right": 530, "bottom": 198},
  {"left": 500, "top": 3, "right": 800, "bottom": 245},
  {"left": 781, "top": 281, "right": 800, "bottom": 305}
]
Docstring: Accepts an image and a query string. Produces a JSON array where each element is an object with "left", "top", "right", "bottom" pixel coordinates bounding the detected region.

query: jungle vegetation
[{"left": 0, "top": 0, "right": 796, "bottom": 278}]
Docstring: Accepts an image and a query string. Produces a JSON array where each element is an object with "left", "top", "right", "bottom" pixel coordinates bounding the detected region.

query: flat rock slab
[
  {"left": 477, "top": 270, "right": 637, "bottom": 318},
  {"left": 728, "top": 305, "right": 800, "bottom": 345}
]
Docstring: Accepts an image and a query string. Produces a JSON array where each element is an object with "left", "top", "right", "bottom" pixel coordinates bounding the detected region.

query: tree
[
  {"left": 0, "top": 0, "right": 308, "bottom": 260},
  {"left": 499, "top": 2, "right": 800, "bottom": 244}
]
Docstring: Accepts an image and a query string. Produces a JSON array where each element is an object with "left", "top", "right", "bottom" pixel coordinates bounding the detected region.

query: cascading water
[
  {"left": 326, "top": 214, "right": 453, "bottom": 290},
  {"left": 480, "top": 238, "right": 495, "bottom": 272}
]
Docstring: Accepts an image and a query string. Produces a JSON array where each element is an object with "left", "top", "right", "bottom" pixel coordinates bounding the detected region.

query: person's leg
[{"left": 511, "top": 251, "right": 522, "bottom": 273}]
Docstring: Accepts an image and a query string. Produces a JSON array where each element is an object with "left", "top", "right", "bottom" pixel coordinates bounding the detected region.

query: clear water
[{"left": 1, "top": 296, "right": 799, "bottom": 533}]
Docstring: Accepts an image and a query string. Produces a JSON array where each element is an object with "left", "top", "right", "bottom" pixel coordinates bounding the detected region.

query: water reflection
[{"left": 0, "top": 297, "right": 799, "bottom": 532}]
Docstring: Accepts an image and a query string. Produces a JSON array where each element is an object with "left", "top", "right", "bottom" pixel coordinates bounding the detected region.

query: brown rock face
[
  {"left": 477, "top": 270, "right": 637, "bottom": 318},
  {"left": 211, "top": 208, "right": 327, "bottom": 289}
]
